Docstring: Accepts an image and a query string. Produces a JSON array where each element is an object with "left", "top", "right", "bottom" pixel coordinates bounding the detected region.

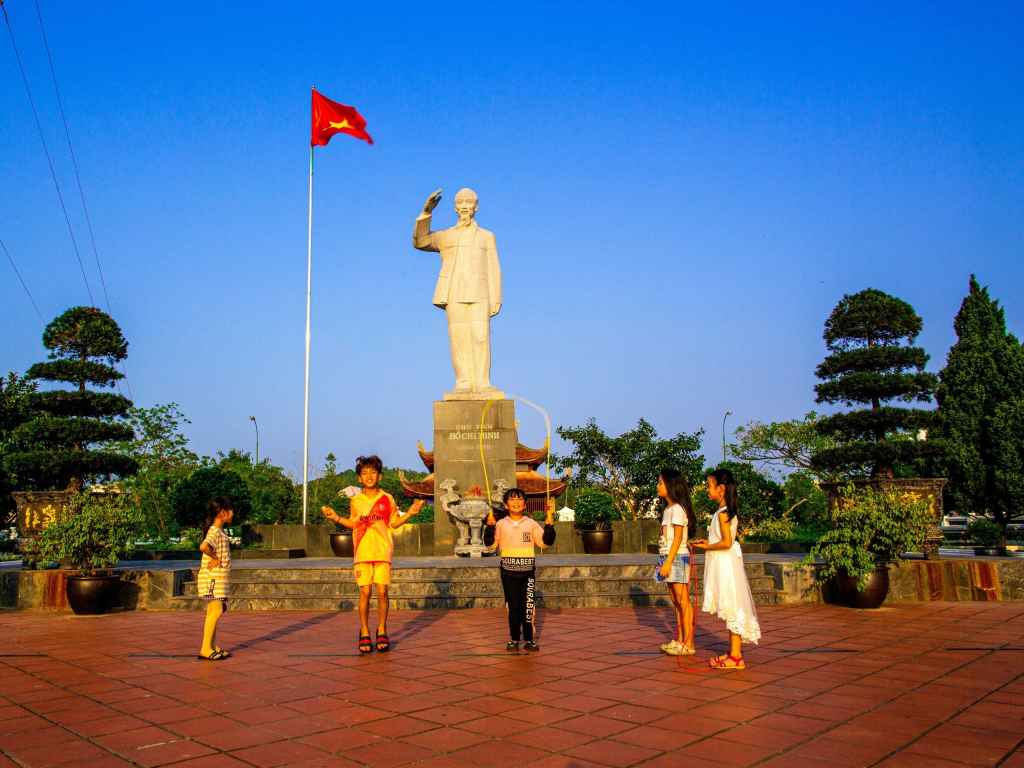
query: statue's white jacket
[{"left": 414, "top": 213, "right": 502, "bottom": 312}]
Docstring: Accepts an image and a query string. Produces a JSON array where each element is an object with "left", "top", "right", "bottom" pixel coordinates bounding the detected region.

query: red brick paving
[{"left": 1, "top": 604, "right": 1023, "bottom": 767}]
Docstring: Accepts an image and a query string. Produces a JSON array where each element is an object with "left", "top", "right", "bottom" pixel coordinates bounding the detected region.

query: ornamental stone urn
[{"left": 440, "top": 479, "right": 507, "bottom": 557}]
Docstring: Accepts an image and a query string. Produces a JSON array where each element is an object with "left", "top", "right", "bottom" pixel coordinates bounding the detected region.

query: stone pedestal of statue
[{"left": 432, "top": 399, "right": 517, "bottom": 556}]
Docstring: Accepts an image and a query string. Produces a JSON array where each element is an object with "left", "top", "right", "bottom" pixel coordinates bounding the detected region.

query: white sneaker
[{"left": 660, "top": 639, "right": 682, "bottom": 655}]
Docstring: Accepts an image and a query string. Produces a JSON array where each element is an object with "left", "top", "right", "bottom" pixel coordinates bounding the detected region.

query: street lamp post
[
  {"left": 722, "top": 411, "right": 732, "bottom": 464},
  {"left": 250, "top": 416, "right": 259, "bottom": 466}
]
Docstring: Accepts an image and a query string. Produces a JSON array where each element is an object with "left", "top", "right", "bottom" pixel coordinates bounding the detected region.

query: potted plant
[
  {"left": 574, "top": 491, "right": 616, "bottom": 554},
  {"left": 803, "top": 482, "right": 932, "bottom": 609},
  {"left": 36, "top": 491, "right": 144, "bottom": 614},
  {"left": 966, "top": 519, "right": 1006, "bottom": 557},
  {"left": 810, "top": 289, "right": 948, "bottom": 558},
  {"left": 5, "top": 308, "right": 139, "bottom": 564}
]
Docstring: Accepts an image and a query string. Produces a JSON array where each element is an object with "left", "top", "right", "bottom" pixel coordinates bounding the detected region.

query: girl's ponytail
[
  {"left": 206, "top": 496, "right": 233, "bottom": 536},
  {"left": 660, "top": 467, "right": 697, "bottom": 534},
  {"left": 707, "top": 467, "right": 739, "bottom": 521}
]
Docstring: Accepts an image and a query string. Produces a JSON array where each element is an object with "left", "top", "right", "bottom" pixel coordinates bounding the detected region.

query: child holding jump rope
[
  {"left": 690, "top": 467, "right": 761, "bottom": 669},
  {"left": 655, "top": 468, "right": 696, "bottom": 657}
]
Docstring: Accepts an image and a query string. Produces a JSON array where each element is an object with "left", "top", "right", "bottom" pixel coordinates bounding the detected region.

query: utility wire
[
  {"left": 1, "top": 236, "right": 45, "bottom": 323},
  {"left": 34, "top": 0, "right": 111, "bottom": 314},
  {"left": 31, "top": 0, "right": 133, "bottom": 403},
  {"left": 2, "top": 0, "right": 94, "bottom": 306}
]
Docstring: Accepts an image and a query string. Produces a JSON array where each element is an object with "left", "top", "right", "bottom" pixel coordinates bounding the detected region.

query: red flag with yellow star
[{"left": 311, "top": 89, "right": 373, "bottom": 146}]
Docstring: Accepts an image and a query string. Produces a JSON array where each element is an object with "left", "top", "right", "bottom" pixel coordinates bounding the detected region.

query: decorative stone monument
[{"left": 414, "top": 188, "right": 517, "bottom": 554}]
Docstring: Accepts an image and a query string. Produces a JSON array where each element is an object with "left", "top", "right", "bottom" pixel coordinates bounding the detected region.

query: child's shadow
[{"left": 387, "top": 609, "right": 451, "bottom": 647}]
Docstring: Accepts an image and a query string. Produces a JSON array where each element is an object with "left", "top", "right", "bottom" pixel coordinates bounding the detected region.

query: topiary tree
[
  {"left": 936, "top": 276, "right": 1024, "bottom": 541},
  {"left": 811, "top": 289, "right": 943, "bottom": 479},
  {"left": 4, "top": 308, "right": 138, "bottom": 491},
  {"left": 169, "top": 466, "right": 252, "bottom": 530}
]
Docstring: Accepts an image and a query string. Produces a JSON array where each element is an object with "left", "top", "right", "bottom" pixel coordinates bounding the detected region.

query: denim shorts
[{"left": 655, "top": 552, "right": 690, "bottom": 584}]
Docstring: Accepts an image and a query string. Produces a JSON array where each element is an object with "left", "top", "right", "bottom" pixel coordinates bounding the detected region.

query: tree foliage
[
  {"left": 4, "top": 308, "right": 138, "bottom": 490},
  {"left": 218, "top": 449, "right": 298, "bottom": 525},
  {"left": 553, "top": 418, "right": 704, "bottom": 520},
  {"left": 169, "top": 466, "right": 252, "bottom": 530},
  {"left": 936, "top": 276, "right": 1024, "bottom": 535},
  {"left": 0, "top": 372, "right": 38, "bottom": 523},
  {"left": 731, "top": 413, "right": 838, "bottom": 482},
  {"left": 112, "top": 403, "right": 202, "bottom": 540},
  {"left": 573, "top": 491, "right": 617, "bottom": 531},
  {"left": 811, "top": 289, "right": 942, "bottom": 478}
]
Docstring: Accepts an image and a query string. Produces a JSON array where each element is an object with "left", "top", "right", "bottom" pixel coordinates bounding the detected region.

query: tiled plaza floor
[{"left": 1, "top": 603, "right": 1023, "bottom": 768}]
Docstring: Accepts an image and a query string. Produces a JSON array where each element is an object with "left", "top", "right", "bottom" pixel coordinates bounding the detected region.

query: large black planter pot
[
  {"left": 835, "top": 566, "right": 890, "bottom": 609},
  {"left": 65, "top": 574, "right": 120, "bottom": 615},
  {"left": 329, "top": 532, "right": 354, "bottom": 558},
  {"left": 974, "top": 547, "right": 1007, "bottom": 557},
  {"left": 581, "top": 530, "right": 613, "bottom": 555}
]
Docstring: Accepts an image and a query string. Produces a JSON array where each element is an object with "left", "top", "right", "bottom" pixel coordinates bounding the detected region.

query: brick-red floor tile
[{"left": 2, "top": 603, "right": 1024, "bottom": 767}]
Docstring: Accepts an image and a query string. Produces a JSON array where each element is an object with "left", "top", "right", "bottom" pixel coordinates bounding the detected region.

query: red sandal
[
  {"left": 711, "top": 654, "right": 745, "bottom": 670},
  {"left": 358, "top": 635, "right": 373, "bottom": 654}
]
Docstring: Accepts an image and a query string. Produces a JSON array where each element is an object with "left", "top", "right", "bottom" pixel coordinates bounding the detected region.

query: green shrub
[
  {"left": 36, "top": 492, "right": 144, "bottom": 574},
  {"left": 574, "top": 491, "right": 617, "bottom": 531},
  {"left": 803, "top": 483, "right": 933, "bottom": 589},
  {"left": 965, "top": 519, "right": 1003, "bottom": 549},
  {"left": 169, "top": 466, "right": 251, "bottom": 530}
]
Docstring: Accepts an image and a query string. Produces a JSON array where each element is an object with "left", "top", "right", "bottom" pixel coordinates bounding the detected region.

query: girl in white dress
[{"left": 691, "top": 467, "right": 761, "bottom": 669}]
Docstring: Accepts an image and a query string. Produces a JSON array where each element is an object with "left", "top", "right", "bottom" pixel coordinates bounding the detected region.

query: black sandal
[
  {"left": 376, "top": 631, "right": 390, "bottom": 653},
  {"left": 198, "top": 650, "right": 227, "bottom": 661},
  {"left": 359, "top": 635, "right": 373, "bottom": 654}
]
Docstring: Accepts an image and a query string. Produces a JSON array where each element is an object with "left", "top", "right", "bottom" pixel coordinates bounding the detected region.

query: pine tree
[
  {"left": 937, "top": 276, "right": 1024, "bottom": 535},
  {"left": 811, "top": 288, "right": 943, "bottom": 478},
  {"left": 4, "top": 307, "right": 138, "bottom": 490}
]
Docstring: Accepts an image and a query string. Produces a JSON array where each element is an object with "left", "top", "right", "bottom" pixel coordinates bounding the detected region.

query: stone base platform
[{"left": 3, "top": 553, "right": 1023, "bottom": 611}]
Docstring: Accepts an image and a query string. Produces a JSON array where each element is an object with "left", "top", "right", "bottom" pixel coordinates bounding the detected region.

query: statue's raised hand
[{"left": 422, "top": 189, "right": 442, "bottom": 216}]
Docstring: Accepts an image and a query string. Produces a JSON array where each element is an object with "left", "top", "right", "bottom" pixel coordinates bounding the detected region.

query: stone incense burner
[{"left": 440, "top": 480, "right": 507, "bottom": 557}]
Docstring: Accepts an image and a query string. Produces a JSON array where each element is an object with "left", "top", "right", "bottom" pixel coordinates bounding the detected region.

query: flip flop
[
  {"left": 359, "top": 635, "right": 373, "bottom": 654},
  {"left": 376, "top": 632, "right": 390, "bottom": 653}
]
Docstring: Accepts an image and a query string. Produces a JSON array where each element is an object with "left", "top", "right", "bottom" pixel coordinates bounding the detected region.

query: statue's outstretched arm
[{"left": 414, "top": 189, "right": 442, "bottom": 252}]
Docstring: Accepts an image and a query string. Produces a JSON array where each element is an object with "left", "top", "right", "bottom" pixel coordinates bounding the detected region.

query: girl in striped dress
[{"left": 198, "top": 497, "right": 233, "bottom": 661}]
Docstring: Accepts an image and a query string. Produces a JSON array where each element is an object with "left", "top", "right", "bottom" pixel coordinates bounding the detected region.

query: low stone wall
[
  {"left": 0, "top": 568, "right": 184, "bottom": 611},
  {"left": 243, "top": 524, "right": 333, "bottom": 557},
  {"left": 540, "top": 520, "right": 661, "bottom": 555},
  {"left": 768, "top": 557, "right": 1024, "bottom": 604}
]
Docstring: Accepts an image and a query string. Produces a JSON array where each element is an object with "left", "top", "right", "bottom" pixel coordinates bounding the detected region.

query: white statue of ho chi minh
[{"left": 414, "top": 188, "right": 503, "bottom": 400}]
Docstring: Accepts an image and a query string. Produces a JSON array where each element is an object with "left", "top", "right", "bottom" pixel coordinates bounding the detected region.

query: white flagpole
[{"left": 302, "top": 144, "right": 313, "bottom": 525}]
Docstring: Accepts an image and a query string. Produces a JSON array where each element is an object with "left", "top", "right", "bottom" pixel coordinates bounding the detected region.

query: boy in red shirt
[
  {"left": 322, "top": 455, "right": 424, "bottom": 653},
  {"left": 487, "top": 488, "right": 556, "bottom": 651}
]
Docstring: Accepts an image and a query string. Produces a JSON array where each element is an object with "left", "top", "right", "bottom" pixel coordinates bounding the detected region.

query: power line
[
  {"left": 34, "top": 0, "right": 111, "bottom": 314},
  {"left": 31, "top": 0, "right": 133, "bottom": 403},
  {"left": 1, "top": 236, "right": 45, "bottom": 323},
  {"left": 2, "top": 0, "right": 94, "bottom": 306}
]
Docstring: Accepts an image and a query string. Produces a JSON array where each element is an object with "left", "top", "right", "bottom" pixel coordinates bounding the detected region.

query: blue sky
[{"left": 2, "top": 2, "right": 1022, "bottom": 476}]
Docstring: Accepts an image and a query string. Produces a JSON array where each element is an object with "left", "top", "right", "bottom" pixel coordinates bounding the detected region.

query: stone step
[
  {"left": 178, "top": 574, "right": 780, "bottom": 598},
  {"left": 193, "top": 561, "right": 773, "bottom": 581},
  {"left": 169, "top": 588, "right": 785, "bottom": 611}
]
